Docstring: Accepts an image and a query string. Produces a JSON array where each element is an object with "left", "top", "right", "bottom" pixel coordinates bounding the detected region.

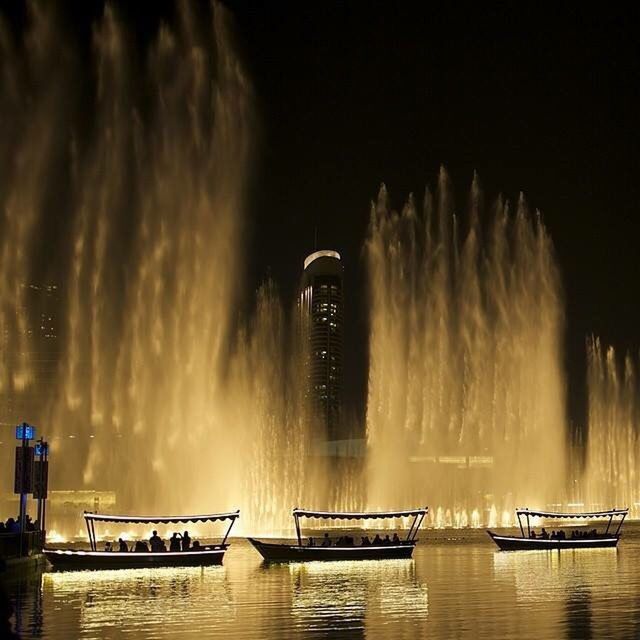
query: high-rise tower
[{"left": 300, "top": 250, "right": 343, "bottom": 440}]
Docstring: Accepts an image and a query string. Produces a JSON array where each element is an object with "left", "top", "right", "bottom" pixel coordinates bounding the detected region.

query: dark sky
[
  {"left": 3, "top": 2, "right": 639, "bottom": 427},
  {"left": 227, "top": 3, "right": 640, "bottom": 426}
]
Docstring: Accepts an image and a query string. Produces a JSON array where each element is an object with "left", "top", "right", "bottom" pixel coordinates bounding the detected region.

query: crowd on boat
[
  {"left": 103, "top": 530, "right": 208, "bottom": 553},
  {"left": 529, "top": 527, "right": 601, "bottom": 540},
  {"left": 307, "top": 532, "right": 404, "bottom": 547},
  {"left": 0, "top": 515, "right": 38, "bottom": 533}
]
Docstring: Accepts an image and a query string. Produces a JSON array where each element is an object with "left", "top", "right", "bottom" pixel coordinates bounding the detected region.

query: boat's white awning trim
[
  {"left": 83, "top": 510, "right": 240, "bottom": 524},
  {"left": 293, "top": 507, "right": 428, "bottom": 520},
  {"left": 516, "top": 508, "right": 628, "bottom": 519}
]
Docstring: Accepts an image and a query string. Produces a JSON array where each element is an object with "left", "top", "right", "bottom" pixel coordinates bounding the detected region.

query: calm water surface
[{"left": 5, "top": 526, "right": 640, "bottom": 639}]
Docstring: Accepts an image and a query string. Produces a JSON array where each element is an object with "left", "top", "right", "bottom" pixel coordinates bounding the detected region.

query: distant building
[
  {"left": 0, "top": 283, "right": 60, "bottom": 425},
  {"left": 300, "top": 250, "right": 343, "bottom": 440}
]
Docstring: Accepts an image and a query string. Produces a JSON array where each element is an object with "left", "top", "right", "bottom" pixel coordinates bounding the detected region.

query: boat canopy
[
  {"left": 83, "top": 510, "right": 240, "bottom": 524},
  {"left": 292, "top": 507, "right": 429, "bottom": 545},
  {"left": 82, "top": 510, "right": 240, "bottom": 551},
  {"left": 516, "top": 508, "right": 628, "bottom": 519},
  {"left": 513, "top": 507, "right": 628, "bottom": 539},
  {"left": 293, "top": 508, "right": 428, "bottom": 520}
]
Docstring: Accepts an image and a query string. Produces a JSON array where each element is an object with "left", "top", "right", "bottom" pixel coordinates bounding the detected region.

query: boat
[
  {"left": 488, "top": 507, "right": 628, "bottom": 551},
  {"left": 248, "top": 507, "right": 428, "bottom": 562},
  {"left": 44, "top": 510, "right": 240, "bottom": 570}
]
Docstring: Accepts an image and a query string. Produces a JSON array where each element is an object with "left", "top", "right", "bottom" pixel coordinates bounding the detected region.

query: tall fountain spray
[
  {"left": 583, "top": 337, "right": 640, "bottom": 515},
  {"left": 365, "top": 170, "right": 567, "bottom": 525},
  {"left": 0, "top": 2, "right": 321, "bottom": 534}
]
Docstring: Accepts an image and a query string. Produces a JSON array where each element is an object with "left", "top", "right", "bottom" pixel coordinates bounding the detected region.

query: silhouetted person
[
  {"left": 558, "top": 530, "right": 566, "bottom": 540},
  {"left": 321, "top": 533, "right": 331, "bottom": 547},
  {"left": 192, "top": 540, "right": 201, "bottom": 550},
  {"left": 530, "top": 530, "right": 537, "bottom": 539},
  {"left": 0, "top": 522, "right": 5, "bottom": 533},
  {"left": 104, "top": 541, "right": 113, "bottom": 552},
  {"left": 25, "top": 515, "right": 35, "bottom": 532},
  {"left": 308, "top": 537, "right": 315, "bottom": 547},
  {"left": 540, "top": 528, "right": 549, "bottom": 540},
  {"left": 149, "top": 530, "right": 163, "bottom": 552},
  {"left": 118, "top": 538, "right": 128, "bottom": 552},
  {"left": 181, "top": 531, "right": 191, "bottom": 551},
  {"left": 5, "top": 518, "right": 18, "bottom": 534},
  {"left": 169, "top": 533, "right": 181, "bottom": 552},
  {"left": 134, "top": 540, "right": 148, "bottom": 553},
  {"left": 373, "top": 534, "right": 383, "bottom": 545},
  {"left": 383, "top": 535, "right": 391, "bottom": 545},
  {"left": 392, "top": 533, "right": 401, "bottom": 544},
  {"left": 361, "top": 536, "right": 371, "bottom": 546},
  {"left": 550, "top": 531, "right": 557, "bottom": 540}
]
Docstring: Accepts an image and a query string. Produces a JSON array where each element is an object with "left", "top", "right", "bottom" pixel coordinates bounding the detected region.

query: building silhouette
[{"left": 300, "top": 250, "right": 343, "bottom": 440}]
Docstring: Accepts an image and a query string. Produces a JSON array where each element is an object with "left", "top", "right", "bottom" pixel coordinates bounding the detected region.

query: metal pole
[
  {"left": 605, "top": 514, "right": 613, "bottom": 535},
  {"left": 36, "top": 438, "right": 43, "bottom": 530},
  {"left": 221, "top": 514, "right": 237, "bottom": 547},
  {"left": 517, "top": 512, "right": 525, "bottom": 538},
  {"left": 41, "top": 441, "right": 48, "bottom": 539},
  {"left": 406, "top": 514, "right": 417, "bottom": 542},
  {"left": 294, "top": 512, "right": 302, "bottom": 546},
  {"left": 614, "top": 512, "right": 626, "bottom": 536},
  {"left": 18, "top": 427, "right": 28, "bottom": 558}
]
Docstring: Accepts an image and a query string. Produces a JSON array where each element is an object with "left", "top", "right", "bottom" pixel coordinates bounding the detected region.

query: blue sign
[
  {"left": 35, "top": 442, "right": 48, "bottom": 456},
  {"left": 15, "top": 423, "right": 35, "bottom": 440}
]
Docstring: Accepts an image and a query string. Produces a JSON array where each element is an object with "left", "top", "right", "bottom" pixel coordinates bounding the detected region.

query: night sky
[
  {"left": 4, "top": 2, "right": 640, "bottom": 427},
  {"left": 228, "top": 3, "right": 640, "bottom": 427}
]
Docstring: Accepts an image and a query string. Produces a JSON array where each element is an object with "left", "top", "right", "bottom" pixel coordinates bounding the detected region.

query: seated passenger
[
  {"left": 558, "top": 530, "right": 566, "bottom": 540},
  {"left": 550, "top": 531, "right": 557, "bottom": 540},
  {"left": 530, "top": 530, "right": 537, "bottom": 539},
  {"left": 134, "top": 540, "right": 148, "bottom": 553},
  {"left": 321, "top": 533, "right": 331, "bottom": 547},
  {"left": 345, "top": 536, "right": 354, "bottom": 547},
  {"left": 383, "top": 535, "right": 391, "bottom": 545},
  {"left": 169, "top": 532, "right": 181, "bottom": 552},
  {"left": 540, "top": 528, "right": 549, "bottom": 540},
  {"left": 118, "top": 538, "right": 128, "bottom": 552},
  {"left": 361, "top": 536, "right": 371, "bottom": 546},
  {"left": 373, "top": 534, "right": 383, "bottom": 545},
  {"left": 181, "top": 531, "right": 191, "bottom": 551},
  {"left": 149, "top": 530, "right": 163, "bottom": 552},
  {"left": 192, "top": 540, "right": 201, "bottom": 550},
  {"left": 392, "top": 533, "right": 401, "bottom": 544},
  {"left": 104, "top": 541, "right": 113, "bottom": 552}
]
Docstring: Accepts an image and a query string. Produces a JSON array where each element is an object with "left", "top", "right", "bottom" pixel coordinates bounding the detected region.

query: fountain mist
[
  {"left": 365, "top": 170, "right": 567, "bottom": 525},
  {"left": 583, "top": 337, "right": 640, "bottom": 515},
  {"left": 0, "top": 2, "right": 319, "bottom": 534}
]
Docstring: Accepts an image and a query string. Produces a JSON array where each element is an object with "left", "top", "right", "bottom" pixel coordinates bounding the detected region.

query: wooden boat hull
[
  {"left": 248, "top": 538, "right": 416, "bottom": 562},
  {"left": 44, "top": 547, "right": 227, "bottom": 571},
  {"left": 487, "top": 531, "right": 620, "bottom": 551}
]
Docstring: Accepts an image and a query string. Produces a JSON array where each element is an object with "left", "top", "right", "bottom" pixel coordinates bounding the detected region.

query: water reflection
[
  {"left": 6, "top": 536, "right": 640, "bottom": 639},
  {"left": 288, "top": 560, "right": 428, "bottom": 639},
  {"left": 43, "top": 567, "right": 232, "bottom": 639}
]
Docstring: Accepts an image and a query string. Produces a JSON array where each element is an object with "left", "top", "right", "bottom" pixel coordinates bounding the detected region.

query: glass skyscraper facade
[{"left": 300, "top": 250, "right": 343, "bottom": 440}]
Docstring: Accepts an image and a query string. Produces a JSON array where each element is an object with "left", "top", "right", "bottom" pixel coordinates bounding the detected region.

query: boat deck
[
  {"left": 248, "top": 538, "right": 416, "bottom": 562},
  {"left": 44, "top": 546, "right": 228, "bottom": 570}
]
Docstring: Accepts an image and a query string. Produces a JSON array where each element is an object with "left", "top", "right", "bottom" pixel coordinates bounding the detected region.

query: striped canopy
[{"left": 84, "top": 510, "right": 240, "bottom": 524}]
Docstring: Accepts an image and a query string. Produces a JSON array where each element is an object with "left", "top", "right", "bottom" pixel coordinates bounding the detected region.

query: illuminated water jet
[{"left": 365, "top": 170, "right": 567, "bottom": 523}]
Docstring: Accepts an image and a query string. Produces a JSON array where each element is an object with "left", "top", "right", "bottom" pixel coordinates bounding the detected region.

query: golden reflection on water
[
  {"left": 43, "top": 567, "right": 233, "bottom": 638},
  {"left": 288, "top": 560, "right": 428, "bottom": 639},
  {"left": 492, "top": 548, "right": 618, "bottom": 602}
]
